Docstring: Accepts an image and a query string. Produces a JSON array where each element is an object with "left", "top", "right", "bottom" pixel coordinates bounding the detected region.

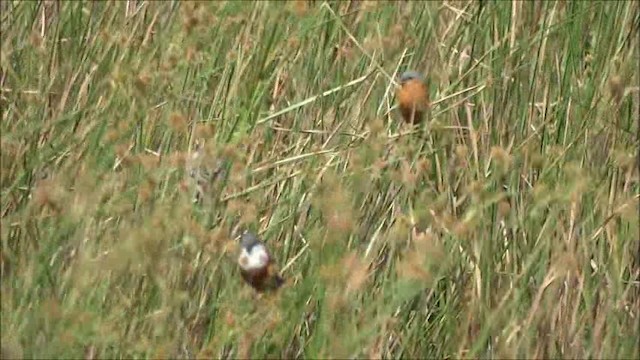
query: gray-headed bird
[{"left": 237, "top": 231, "right": 284, "bottom": 292}]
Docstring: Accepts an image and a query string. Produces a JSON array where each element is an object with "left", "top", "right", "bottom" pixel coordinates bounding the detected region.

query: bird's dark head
[
  {"left": 398, "top": 70, "right": 425, "bottom": 85},
  {"left": 240, "top": 231, "right": 261, "bottom": 252}
]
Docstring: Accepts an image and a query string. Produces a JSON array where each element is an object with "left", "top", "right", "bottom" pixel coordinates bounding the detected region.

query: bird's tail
[{"left": 273, "top": 273, "right": 285, "bottom": 289}]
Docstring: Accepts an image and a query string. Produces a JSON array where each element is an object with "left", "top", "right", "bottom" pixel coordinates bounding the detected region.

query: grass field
[{"left": 1, "top": 1, "right": 639, "bottom": 358}]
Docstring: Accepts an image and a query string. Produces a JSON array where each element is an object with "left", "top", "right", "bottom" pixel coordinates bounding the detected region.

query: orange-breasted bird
[
  {"left": 237, "top": 231, "right": 284, "bottom": 292},
  {"left": 396, "top": 71, "right": 430, "bottom": 124}
]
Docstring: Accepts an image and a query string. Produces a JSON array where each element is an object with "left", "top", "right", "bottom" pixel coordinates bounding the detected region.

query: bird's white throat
[{"left": 238, "top": 244, "right": 269, "bottom": 270}]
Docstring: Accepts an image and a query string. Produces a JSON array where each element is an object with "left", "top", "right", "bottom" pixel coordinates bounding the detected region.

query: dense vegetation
[{"left": 1, "top": 1, "right": 638, "bottom": 358}]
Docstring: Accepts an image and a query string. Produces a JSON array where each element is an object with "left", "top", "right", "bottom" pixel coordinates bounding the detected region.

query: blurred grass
[{"left": 1, "top": 0, "right": 639, "bottom": 359}]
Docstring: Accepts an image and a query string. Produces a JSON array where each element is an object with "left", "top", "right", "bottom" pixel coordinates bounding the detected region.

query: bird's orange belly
[{"left": 397, "top": 81, "right": 429, "bottom": 124}]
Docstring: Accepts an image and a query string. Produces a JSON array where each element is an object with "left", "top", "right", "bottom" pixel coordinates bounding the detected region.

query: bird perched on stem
[
  {"left": 396, "top": 71, "right": 430, "bottom": 124},
  {"left": 185, "top": 139, "right": 227, "bottom": 204},
  {"left": 237, "top": 231, "right": 284, "bottom": 293}
]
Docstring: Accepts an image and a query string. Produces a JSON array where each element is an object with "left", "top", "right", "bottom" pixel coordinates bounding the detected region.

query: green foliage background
[{"left": 1, "top": 1, "right": 639, "bottom": 358}]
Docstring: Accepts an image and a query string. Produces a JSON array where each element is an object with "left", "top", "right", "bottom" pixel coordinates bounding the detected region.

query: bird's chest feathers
[
  {"left": 238, "top": 245, "right": 270, "bottom": 271},
  {"left": 398, "top": 81, "right": 428, "bottom": 109}
]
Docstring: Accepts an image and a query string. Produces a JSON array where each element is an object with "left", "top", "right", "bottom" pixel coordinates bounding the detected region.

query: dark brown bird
[
  {"left": 237, "top": 231, "right": 284, "bottom": 292},
  {"left": 396, "top": 71, "right": 430, "bottom": 124}
]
